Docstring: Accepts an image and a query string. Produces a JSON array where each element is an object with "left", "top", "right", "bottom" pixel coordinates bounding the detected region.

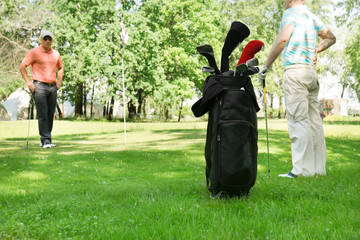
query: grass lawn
[{"left": 0, "top": 119, "right": 359, "bottom": 239}]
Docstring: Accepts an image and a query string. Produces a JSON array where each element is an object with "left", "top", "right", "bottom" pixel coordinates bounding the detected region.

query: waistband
[
  {"left": 284, "top": 64, "right": 315, "bottom": 71},
  {"left": 33, "top": 80, "right": 56, "bottom": 86}
]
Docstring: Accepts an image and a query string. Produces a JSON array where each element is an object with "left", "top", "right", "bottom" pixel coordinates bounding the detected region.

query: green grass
[{"left": 0, "top": 119, "right": 359, "bottom": 239}]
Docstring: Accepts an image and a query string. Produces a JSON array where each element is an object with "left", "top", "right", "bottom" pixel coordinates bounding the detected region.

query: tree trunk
[
  {"left": 341, "top": 83, "right": 345, "bottom": 99},
  {"left": 142, "top": 98, "right": 146, "bottom": 118},
  {"left": 74, "top": 83, "right": 83, "bottom": 115},
  {"left": 56, "top": 103, "right": 63, "bottom": 119},
  {"left": 104, "top": 100, "right": 110, "bottom": 118},
  {"left": 278, "top": 96, "right": 282, "bottom": 119},
  {"left": 128, "top": 100, "right": 136, "bottom": 119},
  {"left": 165, "top": 107, "right": 170, "bottom": 122},
  {"left": 136, "top": 90, "right": 143, "bottom": 116},
  {"left": 146, "top": 99, "right": 150, "bottom": 118},
  {"left": 83, "top": 84, "right": 87, "bottom": 119},
  {"left": 178, "top": 99, "right": 183, "bottom": 122},
  {"left": 90, "top": 80, "right": 95, "bottom": 118},
  {"left": 137, "top": 102, "right": 142, "bottom": 116},
  {"left": 108, "top": 96, "right": 114, "bottom": 120}
]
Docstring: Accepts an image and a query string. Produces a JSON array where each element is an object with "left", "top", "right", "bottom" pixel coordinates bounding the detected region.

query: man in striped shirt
[{"left": 259, "top": 0, "right": 336, "bottom": 178}]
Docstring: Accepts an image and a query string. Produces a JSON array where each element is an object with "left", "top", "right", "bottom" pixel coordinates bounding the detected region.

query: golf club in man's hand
[
  {"left": 258, "top": 66, "right": 271, "bottom": 177},
  {"left": 23, "top": 94, "right": 34, "bottom": 150}
]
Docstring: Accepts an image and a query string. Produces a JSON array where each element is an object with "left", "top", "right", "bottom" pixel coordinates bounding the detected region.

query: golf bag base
[
  {"left": 192, "top": 75, "right": 259, "bottom": 198},
  {"left": 211, "top": 191, "right": 250, "bottom": 200}
]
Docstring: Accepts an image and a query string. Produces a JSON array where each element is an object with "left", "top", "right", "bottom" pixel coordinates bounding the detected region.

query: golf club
[
  {"left": 234, "top": 63, "right": 247, "bottom": 76},
  {"left": 241, "top": 66, "right": 259, "bottom": 77},
  {"left": 23, "top": 94, "right": 33, "bottom": 150},
  {"left": 233, "top": 59, "right": 259, "bottom": 76},
  {"left": 196, "top": 44, "right": 220, "bottom": 74},
  {"left": 220, "top": 21, "right": 250, "bottom": 73},
  {"left": 261, "top": 77, "right": 271, "bottom": 177},
  {"left": 246, "top": 57, "right": 259, "bottom": 68},
  {"left": 201, "top": 65, "right": 215, "bottom": 73},
  {"left": 236, "top": 40, "right": 264, "bottom": 66}
]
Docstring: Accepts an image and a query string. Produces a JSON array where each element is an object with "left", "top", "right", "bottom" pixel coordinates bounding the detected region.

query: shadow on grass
[
  {"left": 2, "top": 127, "right": 358, "bottom": 167},
  {"left": 0, "top": 129, "right": 206, "bottom": 187}
]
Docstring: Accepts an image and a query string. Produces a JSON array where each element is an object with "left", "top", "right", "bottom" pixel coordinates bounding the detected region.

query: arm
[
  {"left": 56, "top": 67, "right": 64, "bottom": 90},
  {"left": 264, "top": 23, "right": 294, "bottom": 68},
  {"left": 19, "top": 62, "right": 35, "bottom": 92},
  {"left": 313, "top": 26, "right": 336, "bottom": 64},
  {"left": 316, "top": 26, "right": 336, "bottom": 53}
]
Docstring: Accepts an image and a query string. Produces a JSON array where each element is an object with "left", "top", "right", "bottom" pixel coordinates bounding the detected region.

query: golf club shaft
[{"left": 263, "top": 79, "right": 270, "bottom": 177}]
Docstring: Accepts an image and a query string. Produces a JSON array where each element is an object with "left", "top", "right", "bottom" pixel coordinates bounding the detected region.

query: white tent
[{"left": 0, "top": 88, "right": 30, "bottom": 121}]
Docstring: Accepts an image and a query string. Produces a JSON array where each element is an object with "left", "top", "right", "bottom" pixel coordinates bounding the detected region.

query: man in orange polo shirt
[{"left": 19, "top": 30, "right": 64, "bottom": 148}]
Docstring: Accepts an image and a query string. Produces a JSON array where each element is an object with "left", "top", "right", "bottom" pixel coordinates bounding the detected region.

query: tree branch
[
  {"left": 0, "top": 33, "right": 29, "bottom": 52},
  {"left": 0, "top": 70, "right": 20, "bottom": 75}
]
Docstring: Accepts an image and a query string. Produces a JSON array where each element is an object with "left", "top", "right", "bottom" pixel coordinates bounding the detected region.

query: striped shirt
[{"left": 280, "top": 5, "right": 325, "bottom": 67}]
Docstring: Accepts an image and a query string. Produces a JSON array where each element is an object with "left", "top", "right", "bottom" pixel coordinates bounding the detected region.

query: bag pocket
[{"left": 218, "top": 121, "right": 254, "bottom": 188}]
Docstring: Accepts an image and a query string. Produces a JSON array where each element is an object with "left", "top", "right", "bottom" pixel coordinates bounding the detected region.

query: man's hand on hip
[{"left": 27, "top": 81, "right": 35, "bottom": 92}]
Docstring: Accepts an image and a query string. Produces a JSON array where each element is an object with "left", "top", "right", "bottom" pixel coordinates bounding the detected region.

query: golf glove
[{"left": 258, "top": 66, "right": 268, "bottom": 81}]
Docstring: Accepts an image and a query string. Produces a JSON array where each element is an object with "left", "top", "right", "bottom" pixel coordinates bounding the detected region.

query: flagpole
[
  {"left": 120, "top": 17, "right": 129, "bottom": 144},
  {"left": 122, "top": 56, "right": 126, "bottom": 143}
]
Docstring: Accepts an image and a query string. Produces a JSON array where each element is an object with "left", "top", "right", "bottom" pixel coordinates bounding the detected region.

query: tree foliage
[
  {"left": 0, "top": 0, "right": 52, "bottom": 100},
  {"left": 0, "top": 0, "right": 358, "bottom": 119},
  {"left": 335, "top": 0, "right": 360, "bottom": 100}
]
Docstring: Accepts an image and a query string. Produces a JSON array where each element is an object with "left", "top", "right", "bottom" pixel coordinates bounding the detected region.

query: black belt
[{"left": 34, "top": 80, "right": 56, "bottom": 86}]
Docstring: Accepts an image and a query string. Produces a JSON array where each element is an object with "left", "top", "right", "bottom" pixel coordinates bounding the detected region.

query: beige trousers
[{"left": 283, "top": 64, "right": 326, "bottom": 176}]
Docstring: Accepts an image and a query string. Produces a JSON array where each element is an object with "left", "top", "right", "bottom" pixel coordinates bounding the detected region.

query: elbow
[
  {"left": 19, "top": 63, "right": 26, "bottom": 71},
  {"left": 278, "top": 38, "right": 288, "bottom": 49}
]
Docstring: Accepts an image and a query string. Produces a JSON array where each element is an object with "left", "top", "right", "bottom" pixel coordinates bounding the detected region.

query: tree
[
  {"left": 122, "top": 0, "right": 223, "bottom": 120},
  {"left": 51, "top": 0, "right": 128, "bottom": 119},
  {"left": 335, "top": 0, "right": 360, "bottom": 101},
  {"left": 0, "top": 0, "right": 52, "bottom": 100},
  {"left": 120, "top": 10, "right": 163, "bottom": 118}
]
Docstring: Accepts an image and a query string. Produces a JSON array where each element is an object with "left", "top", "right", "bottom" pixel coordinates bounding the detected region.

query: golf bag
[{"left": 192, "top": 75, "right": 260, "bottom": 197}]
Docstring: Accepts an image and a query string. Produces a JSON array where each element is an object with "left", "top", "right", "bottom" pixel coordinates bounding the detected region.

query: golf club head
[
  {"left": 241, "top": 66, "right": 259, "bottom": 76},
  {"left": 237, "top": 40, "right": 264, "bottom": 66},
  {"left": 196, "top": 44, "right": 220, "bottom": 74},
  {"left": 196, "top": 44, "right": 214, "bottom": 56},
  {"left": 201, "top": 65, "right": 215, "bottom": 73},
  {"left": 234, "top": 63, "right": 248, "bottom": 76},
  {"left": 221, "top": 21, "right": 250, "bottom": 73},
  {"left": 246, "top": 57, "right": 259, "bottom": 67}
]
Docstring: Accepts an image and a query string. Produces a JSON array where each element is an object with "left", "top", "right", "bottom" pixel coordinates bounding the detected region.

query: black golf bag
[{"left": 192, "top": 74, "right": 260, "bottom": 197}]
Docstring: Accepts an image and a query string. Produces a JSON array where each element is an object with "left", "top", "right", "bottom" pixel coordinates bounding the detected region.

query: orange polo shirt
[{"left": 22, "top": 45, "right": 63, "bottom": 83}]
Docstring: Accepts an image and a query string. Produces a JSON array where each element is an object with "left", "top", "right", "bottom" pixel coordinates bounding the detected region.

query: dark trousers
[{"left": 32, "top": 81, "right": 57, "bottom": 144}]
